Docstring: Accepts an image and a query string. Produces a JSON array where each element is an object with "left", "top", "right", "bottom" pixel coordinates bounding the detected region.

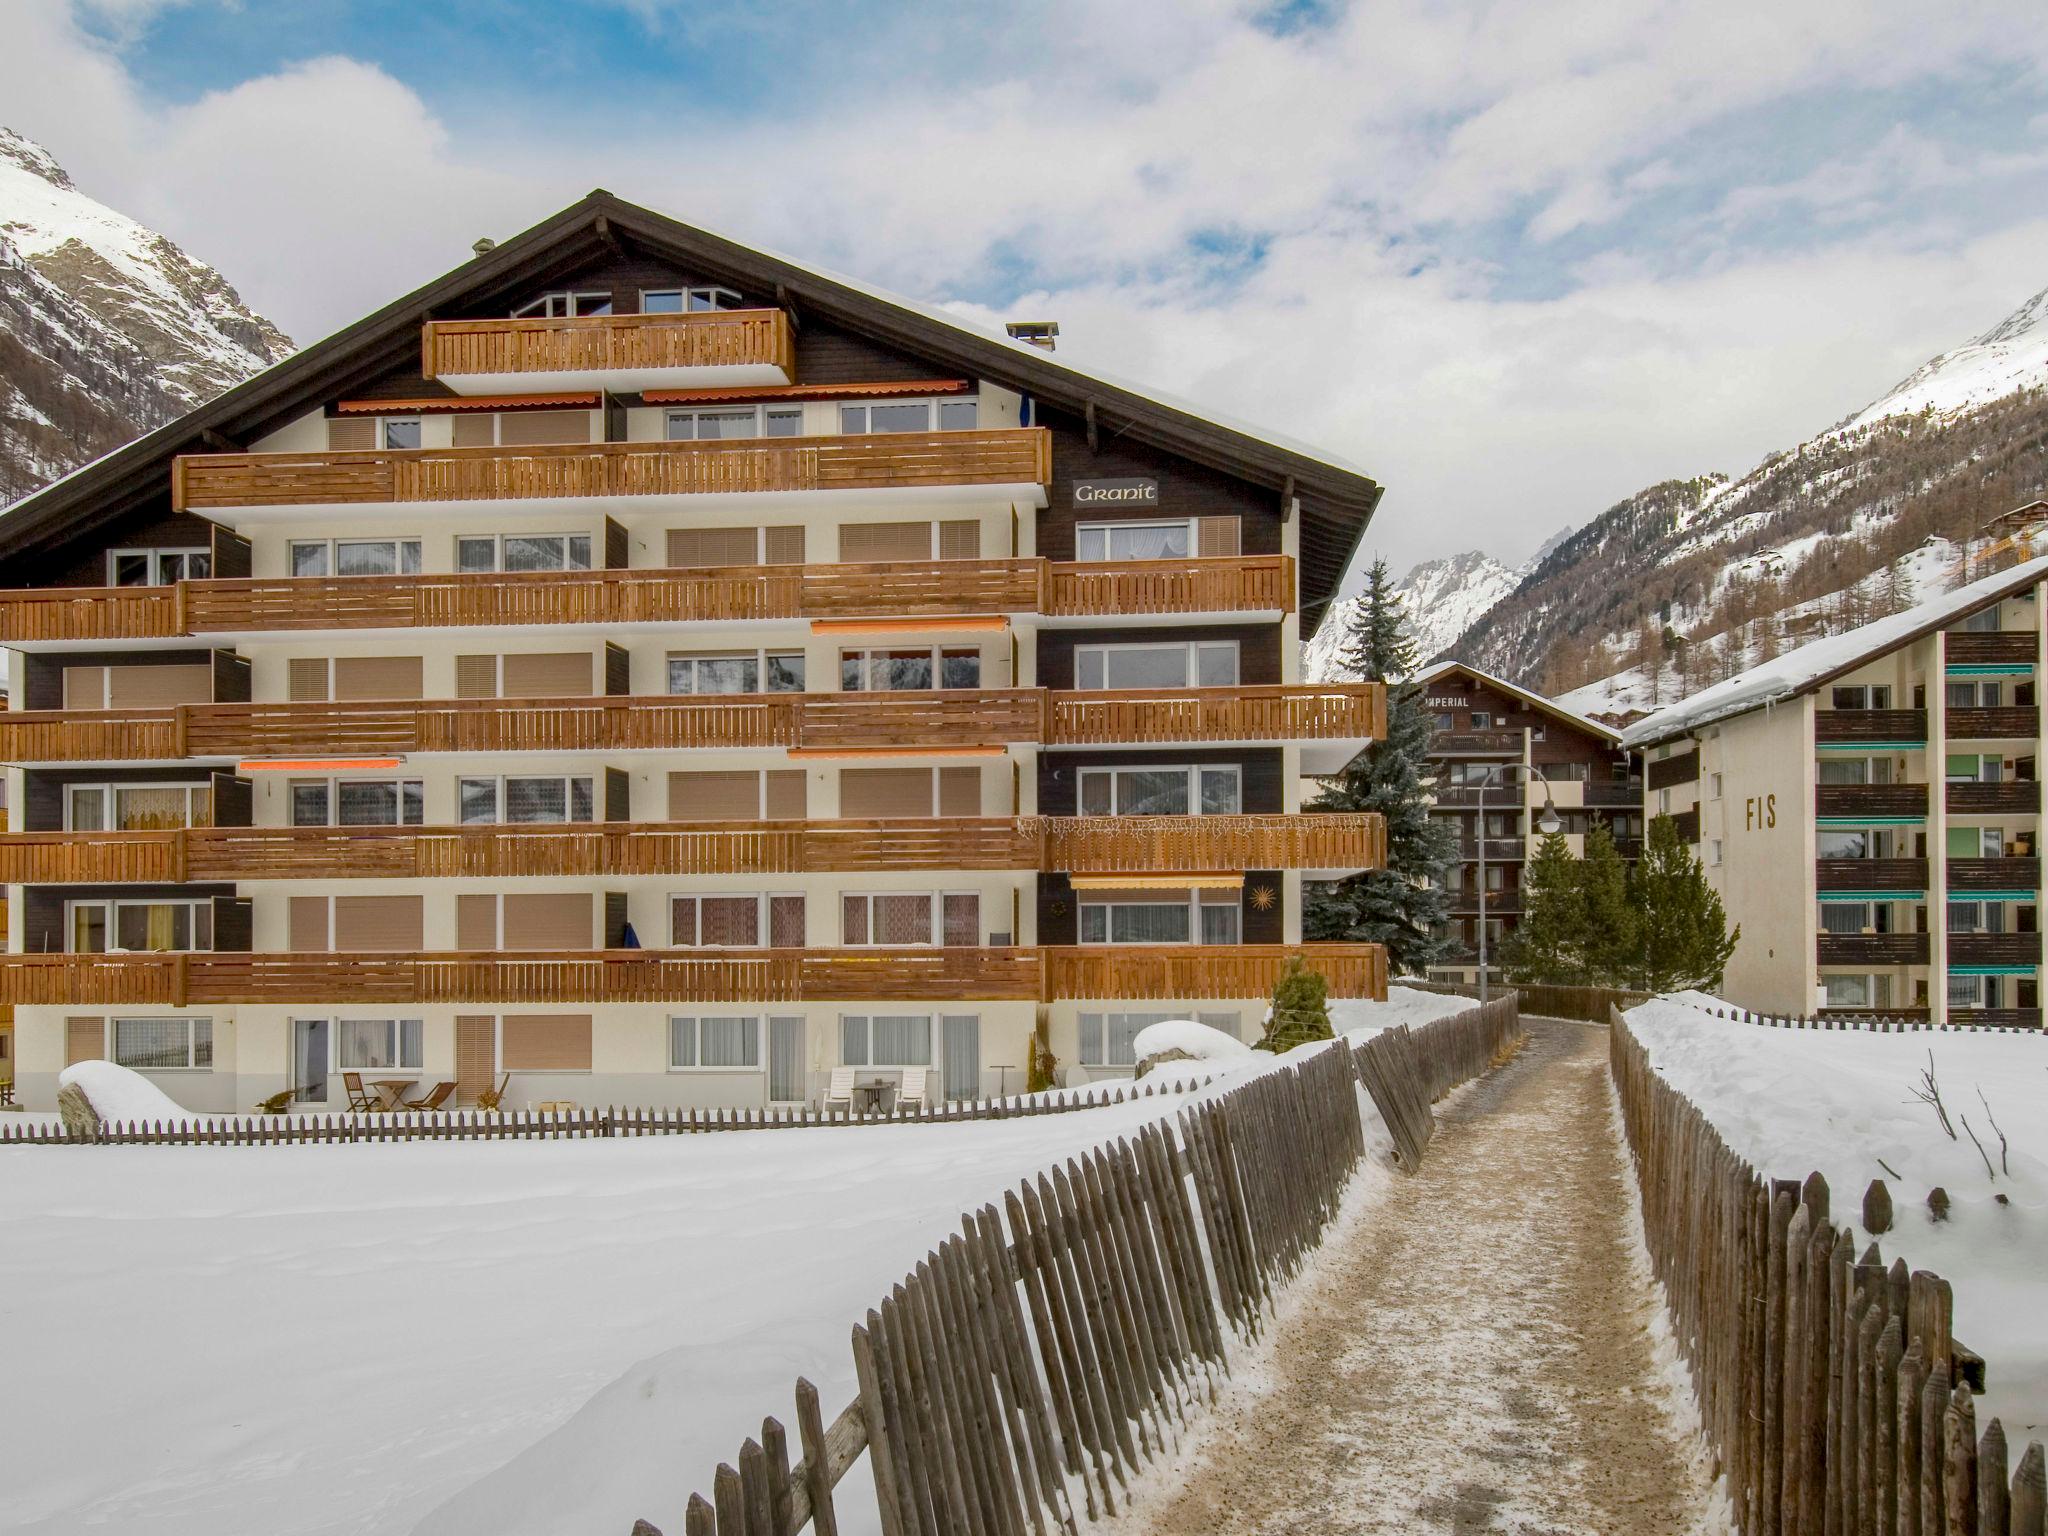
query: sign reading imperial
[{"left": 1072, "top": 477, "right": 1159, "bottom": 508}]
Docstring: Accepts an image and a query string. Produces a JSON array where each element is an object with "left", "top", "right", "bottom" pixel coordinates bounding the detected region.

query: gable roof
[
  {"left": 0, "top": 190, "right": 1383, "bottom": 626},
  {"left": 1621, "top": 554, "right": 2048, "bottom": 750},
  {"left": 1417, "top": 660, "right": 1623, "bottom": 745}
]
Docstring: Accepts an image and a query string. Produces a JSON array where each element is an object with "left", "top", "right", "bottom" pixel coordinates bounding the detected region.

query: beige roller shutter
[
  {"left": 667, "top": 526, "right": 759, "bottom": 568},
  {"left": 501, "top": 1014, "right": 592, "bottom": 1071},
  {"left": 107, "top": 664, "right": 212, "bottom": 707},
  {"left": 332, "top": 895, "right": 423, "bottom": 951},
  {"left": 502, "top": 892, "right": 593, "bottom": 951},
  {"left": 287, "top": 658, "right": 330, "bottom": 702},
  {"left": 1197, "top": 515, "right": 1242, "bottom": 556},
  {"left": 63, "top": 666, "right": 106, "bottom": 709},
  {"left": 456, "top": 894, "right": 498, "bottom": 952},
  {"left": 455, "top": 1015, "right": 497, "bottom": 1103},
  {"left": 455, "top": 655, "right": 498, "bottom": 698},
  {"left": 498, "top": 409, "right": 591, "bottom": 446},
  {"left": 839, "top": 521, "right": 931, "bottom": 563},
  {"left": 938, "top": 766, "right": 980, "bottom": 817},
  {"left": 938, "top": 519, "right": 979, "bottom": 560},
  {"left": 65, "top": 1016, "right": 103, "bottom": 1066},
  {"left": 501, "top": 652, "right": 592, "bottom": 698},
  {"left": 326, "top": 416, "right": 375, "bottom": 451},
  {"left": 841, "top": 767, "right": 933, "bottom": 818},
  {"left": 762, "top": 525, "right": 805, "bottom": 565},
  {"left": 669, "top": 770, "right": 760, "bottom": 821},
  {"left": 764, "top": 769, "right": 806, "bottom": 820},
  {"left": 288, "top": 897, "right": 331, "bottom": 953},
  {"left": 333, "top": 656, "right": 424, "bottom": 701},
  {"left": 451, "top": 412, "right": 496, "bottom": 448}
]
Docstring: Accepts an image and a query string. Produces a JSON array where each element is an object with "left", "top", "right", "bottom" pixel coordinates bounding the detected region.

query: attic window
[
  {"left": 642, "top": 287, "right": 743, "bottom": 314},
  {"left": 514, "top": 292, "right": 611, "bottom": 319}
]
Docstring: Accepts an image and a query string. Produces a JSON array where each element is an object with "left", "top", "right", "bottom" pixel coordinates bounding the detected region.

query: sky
[{"left": 7, "top": 0, "right": 2048, "bottom": 593}]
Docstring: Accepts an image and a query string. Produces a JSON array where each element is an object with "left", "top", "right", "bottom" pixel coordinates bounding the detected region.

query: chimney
[
  {"left": 472, "top": 236, "right": 497, "bottom": 258},
  {"left": 1006, "top": 320, "right": 1059, "bottom": 351}
]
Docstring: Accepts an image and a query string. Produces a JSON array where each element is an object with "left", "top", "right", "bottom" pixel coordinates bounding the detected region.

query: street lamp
[{"left": 1474, "top": 762, "right": 1562, "bottom": 1003}]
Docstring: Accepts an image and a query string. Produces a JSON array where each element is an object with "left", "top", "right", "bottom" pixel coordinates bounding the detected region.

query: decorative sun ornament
[{"left": 1249, "top": 885, "right": 1277, "bottom": 911}]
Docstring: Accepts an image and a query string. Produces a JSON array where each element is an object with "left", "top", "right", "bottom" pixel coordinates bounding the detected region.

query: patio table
[{"left": 369, "top": 1079, "right": 413, "bottom": 1110}]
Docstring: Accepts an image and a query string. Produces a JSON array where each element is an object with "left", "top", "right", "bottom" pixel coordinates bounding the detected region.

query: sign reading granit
[{"left": 1072, "top": 477, "right": 1159, "bottom": 508}]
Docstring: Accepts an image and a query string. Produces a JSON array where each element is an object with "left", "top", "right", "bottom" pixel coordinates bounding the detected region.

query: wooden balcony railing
[
  {"left": 170, "top": 430, "right": 1053, "bottom": 512},
  {"left": 1814, "top": 783, "right": 1929, "bottom": 818},
  {"left": 1944, "top": 706, "right": 2040, "bottom": 740},
  {"left": 1814, "top": 932, "right": 1930, "bottom": 965},
  {"left": 1815, "top": 858, "right": 1929, "bottom": 892},
  {"left": 422, "top": 309, "right": 795, "bottom": 384},
  {"left": 1048, "top": 684, "right": 1383, "bottom": 747},
  {"left": 1946, "top": 931, "right": 2043, "bottom": 967},
  {"left": 1814, "top": 709, "right": 1928, "bottom": 745},
  {"left": 1947, "top": 1008, "right": 2043, "bottom": 1029},
  {"left": 1946, "top": 780, "right": 2042, "bottom": 815},
  {"left": 1426, "top": 731, "right": 1522, "bottom": 757},
  {"left": 1582, "top": 779, "right": 1645, "bottom": 808},
  {"left": 1944, "top": 631, "right": 2039, "bottom": 665},
  {"left": 0, "top": 813, "right": 1385, "bottom": 884},
  {"left": 0, "top": 557, "right": 1298, "bottom": 643},
  {"left": 1945, "top": 857, "right": 2041, "bottom": 893},
  {"left": 0, "top": 942, "right": 1388, "bottom": 1007}
]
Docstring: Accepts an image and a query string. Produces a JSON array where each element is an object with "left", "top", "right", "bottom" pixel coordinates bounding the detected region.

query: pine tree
[
  {"left": 1499, "top": 831, "right": 1589, "bottom": 983},
  {"left": 1303, "top": 559, "right": 1459, "bottom": 972},
  {"left": 1631, "top": 815, "right": 1740, "bottom": 991},
  {"left": 1882, "top": 556, "right": 1916, "bottom": 617},
  {"left": 1577, "top": 820, "right": 1638, "bottom": 986},
  {"left": 1254, "top": 957, "right": 1333, "bottom": 1052}
]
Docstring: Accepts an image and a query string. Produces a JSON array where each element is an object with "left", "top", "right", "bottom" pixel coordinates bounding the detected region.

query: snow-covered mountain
[
  {"left": 0, "top": 126, "right": 291, "bottom": 503},
  {"left": 1846, "top": 284, "right": 2048, "bottom": 431}
]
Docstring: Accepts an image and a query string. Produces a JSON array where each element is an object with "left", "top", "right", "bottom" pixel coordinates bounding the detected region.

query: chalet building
[
  {"left": 0, "top": 192, "right": 1389, "bottom": 1112},
  {"left": 1624, "top": 556, "right": 2048, "bottom": 1025},
  {"left": 1417, "top": 663, "right": 1641, "bottom": 987}
]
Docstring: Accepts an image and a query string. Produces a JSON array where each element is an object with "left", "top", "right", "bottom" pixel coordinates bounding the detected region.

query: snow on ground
[
  {"left": 1332, "top": 984, "right": 1477, "bottom": 1036},
  {"left": 1625, "top": 993, "right": 2048, "bottom": 1438},
  {"left": 58, "top": 1058, "right": 205, "bottom": 1124},
  {"left": 1, "top": 989, "right": 1460, "bottom": 1536}
]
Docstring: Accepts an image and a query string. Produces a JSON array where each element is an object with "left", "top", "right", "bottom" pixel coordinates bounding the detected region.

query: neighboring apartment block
[
  {"left": 1418, "top": 663, "right": 1642, "bottom": 987},
  {"left": 1623, "top": 557, "right": 2048, "bottom": 1025},
  {"left": 0, "top": 193, "right": 1390, "bottom": 1112}
]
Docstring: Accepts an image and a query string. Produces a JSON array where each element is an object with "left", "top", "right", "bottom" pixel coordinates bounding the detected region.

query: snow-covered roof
[
  {"left": 1417, "top": 659, "right": 1623, "bottom": 744},
  {"left": 1621, "top": 554, "right": 2048, "bottom": 749}
]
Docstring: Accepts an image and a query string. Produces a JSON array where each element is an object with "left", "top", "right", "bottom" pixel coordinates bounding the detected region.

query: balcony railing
[
  {"left": 422, "top": 309, "right": 795, "bottom": 387},
  {"left": 1815, "top": 783, "right": 1929, "bottom": 818},
  {"left": 1455, "top": 839, "right": 1526, "bottom": 862},
  {"left": 1946, "top": 780, "right": 2042, "bottom": 815},
  {"left": 170, "top": 430, "right": 1053, "bottom": 512},
  {"left": 1815, "top": 932, "right": 1930, "bottom": 965},
  {"left": 1946, "top": 931, "right": 2043, "bottom": 966},
  {"left": 0, "top": 683, "right": 1384, "bottom": 764},
  {"left": 1816, "top": 858, "right": 1929, "bottom": 892},
  {"left": 0, "top": 813, "right": 1385, "bottom": 884},
  {"left": 1945, "top": 706, "right": 2040, "bottom": 740},
  {"left": 1945, "top": 632, "right": 2039, "bottom": 666},
  {"left": 1813, "top": 709, "right": 1928, "bottom": 745},
  {"left": 1427, "top": 731, "right": 1521, "bottom": 757},
  {"left": 0, "top": 556, "right": 1296, "bottom": 643},
  {"left": 0, "top": 942, "right": 1388, "bottom": 1007},
  {"left": 1947, "top": 1008, "right": 2043, "bottom": 1029},
  {"left": 1946, "top": 857, "right": 2041, "bottom": 893},
  {"left": 1448, "top": 890, "right": 1521, "bottom": 914},
  {"left": 1582, "top": 779, "right": 1645, "bottom": 808}
]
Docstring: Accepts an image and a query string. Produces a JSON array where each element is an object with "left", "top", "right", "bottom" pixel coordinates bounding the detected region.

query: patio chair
[
  {"left": 342, "top": 1072, "right": 378, "bottom": 1114},
  {"left": 403, "top": 1081, "right": 455, "bottom": 1113},
  {"left": 822, "top": 1066, "right": 857, "bottom": 1115},
  {"left": 896, "top": 1067, "right": 930, "bottom": 1115}
]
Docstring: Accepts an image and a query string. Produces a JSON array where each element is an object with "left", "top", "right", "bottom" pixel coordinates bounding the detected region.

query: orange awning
[
  {"left": 333, "top": 394, "right": 601, "bottom": 414},
  {"left": 237, "top": 758, "right": 405, "bottom": 772},
  {"left": 786, "top": 745, "right": 1006, "bottom": 760},
  {"left": 642, "top": 379, "right": 970, "bottom": 405},
  {"left": 1067, "top": 873, "right": 1246, "bottom": 891},
  {"left": 810, "top": 616, "right": 1010, "bottom": 635}
]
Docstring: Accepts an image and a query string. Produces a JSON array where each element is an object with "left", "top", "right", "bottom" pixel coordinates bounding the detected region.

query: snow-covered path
[{"left": 1108, "top": 1018, "right": 1725, "bottom": 1535}]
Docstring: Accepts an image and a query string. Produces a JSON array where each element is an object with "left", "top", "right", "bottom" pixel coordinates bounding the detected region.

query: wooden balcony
[
  {"left": 1945, "top": 631, "right": 2039, "bottom": 666},
  {"left": 1048, "top": 684, "right": 1383, "bottom": 756},
  {"left": 1582, "top": 779, "right": 1645, "bottom": 808},
  {"left": 1947, "top": 1008, "right": 2043, "bottom": 1029},
  {"left": 422, "top": 309, "right": 795, "bottom": 391},
  {"left": 170, "top": 430, "right": 1052, "bottom": 513},
  {"left": 1645, "top": 750, "right": 1699, "bottom": 790},
  {"left": 0, "top": 813, "right": 1385, "bottom": 884},
  {"left": 0, "top": 942, "right": 1388, "bottom": 1007},
  {"left": 1945, "top": 706, "right": 2040, "bottom": 740},
  {"left": 1946, "top": 780, "right": 2042, "bottom": 815},
  {"left": 1814, "top": 709, "right": 1928, "bottom": 745},
  {"left": 1814, "top": 783, "right": 1928, "bottom": 819},
  {"left": 1816, "top": 858, "right": 1929, "bottom": 892},
  {"left": 1946, "top": 931, "right": 2043, "bottom": 966},
  {"left": 1815, "top": 932, "right": 1930, "bottom": 965},
  {"left": 0, "top": 555, "right": 1295, "bottom": 644},
  {"left": 1946, "top": 857, "right": 2041, "bottom": 893},
  {"left": 1427, "top": 731, "right": 1521, "bottom": 758}
]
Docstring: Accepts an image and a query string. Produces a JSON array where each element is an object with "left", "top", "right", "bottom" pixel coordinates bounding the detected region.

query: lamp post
[{"left": 1475, "top": 761, "right": 1562, "bottom": 1002}]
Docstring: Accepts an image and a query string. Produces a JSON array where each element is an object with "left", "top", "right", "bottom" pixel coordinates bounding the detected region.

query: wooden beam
[
  {"left": 1085, "top": 399, "right": 1098, "bottom": 454},
  {"left": 774, "top": 284, "right": 803, "bottom": 333},
  {"left": 1281, "top": 475, "right": 1296, "bottom": 524},
  {"left": 198, "top": 429, "right": 242, "bottom": 454}
]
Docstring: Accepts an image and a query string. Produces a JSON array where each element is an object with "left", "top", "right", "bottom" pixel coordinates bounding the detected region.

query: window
[
  {"left": 838, "top": 399, "right": 977, "bottom": 434},
  {"left": 1816, "top": 827, "right": 1895, "bottom": 860},
  {"left": 1830, "top": 685, "right": 1892, "bottom": 710},
  {"left": 1077, "top": 764, "right": 1241, "bottom": 816},
  {"left": 458, "top": 776, "right": 595, "bottom": 824},
  {"left": 456, "top": 534, "right": 593, "bottom": 573},
  {"left": 1948, "top": 973, "right": 2001, "bottom": 1010},
  {"left": 1075, "top": 520, "right": 1191, "bottom": 561},
  {"left": 514, "top": 291, "right": 611, "bottom": 318},
  {"left": 1945, "top": 754, "right": 2003, "bottom": 783},
  {"left": 336, "top": 1018, "right": 423, "bottom": 1072},
  {"left": 840, "top": 1014, "right": 934, "bottom": 1067},
  {"left": 671, "top": 893, "right": 804, "bottom": 948},
  {"left": 111, "top": 1017, "right": 212, "bottom": 1070},
  {"left": 290, "top": 539, "right": 422, "bottom": 578},
  {"left": 69, "top": 900, "right": 212, "bottom": 954},
  {"left": 1710, "top": 839, "right": 1723, "bottom": 866},
  {"left": 841, "top": 892, "right": 978, "bottom": 946},
  {"left": 664, "top": 405, "right": 804, "bottom": 440},
  {"left": 669, "top": 1014, "right": 762, "bottom": 1069},
  {"left": 1821, "top": 973, "right": 1891, "bottom": 1010},
  {"left": 1962, "top": 606, "right": 2004, "bottom": 634},
  {"left": 1947, "top": 825, "right": 2004, "bottom": 858},
  {"left": 1078, "top": 890, "right": 1240, "bottom": 945},
  {"left": 381, "top": 417, "right": 422, "bottom": 451},
  {"left": 1818, "top": 756, "right": 1894, "bottom": 785},
  {"left": 109, "top": 548, "right": 210, "bottom": 586},
  {"left": 667, "top": 649, "right": 805, "bottom": 694},
  {"left": 1709, "top": 773, "right": 1723, "bottom": 798},
  {"left": 839, "top": 647, "right": 979, "bottom": 691},
  {"left": 1471, "top": 712, "right": 1493, "bottom": 729},
  {"left": 65, "top": 782, "right": 211, "bottom": 831},
  {"left": 290, "top": 778, "right": 424, "bottom": 827},
  {"left": 641, "top": 286, "right": 743, "bottom": 313},
  {"left": 1076, "top": 1010, "right": 1235, "bottom": 1067},
  {"left": 1947, "top": 901, "right": 2005, "bottom": 934},
  {"left": 1948, "top": 679, "right": 2005, "bottom": 708},
  {"left": 1074, "top": 641, "right": 1238, "bottom": 690}
]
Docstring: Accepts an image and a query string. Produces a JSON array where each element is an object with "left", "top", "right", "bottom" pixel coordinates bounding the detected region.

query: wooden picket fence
[
  {"left": 0, "top": 1083, "right": 1190, "bottom": 1148},
  {"left": 1403, "top": 978, "right": 1650, "bottom": 1023},
  {"left": 1610, "top": 1005, "right": 2047, "bottom": 1535},
  {"left": 1691, "top": 1002, "right": 2046, "bottom": 1036},
  {"left": 1353, "top": 993, "right": 1523, "bottom": 1169},
  {"left": 634, "top": 998, "right": 1522, "bottom": 1536}
]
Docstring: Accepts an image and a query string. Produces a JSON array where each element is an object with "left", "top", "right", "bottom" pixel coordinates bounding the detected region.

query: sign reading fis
[{"left": 1744, "top": 794, "right": 1778, "bottom": 831}]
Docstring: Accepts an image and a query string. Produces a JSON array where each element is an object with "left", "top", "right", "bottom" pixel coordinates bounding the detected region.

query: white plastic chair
[
  {"left": 896, "top": 1067, "right": 930, "bottom": 1114},
  {"left": 823, "top": 1066, "right": 857, "bottom": 1114}
]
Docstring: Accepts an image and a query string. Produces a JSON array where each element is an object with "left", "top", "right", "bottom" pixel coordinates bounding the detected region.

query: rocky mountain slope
[{"left": 0, "top": 126, "right": 291, "bottom": 504}]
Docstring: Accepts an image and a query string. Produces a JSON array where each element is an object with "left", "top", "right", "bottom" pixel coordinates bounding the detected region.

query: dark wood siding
[
  {"left": 1037, "top": 748, "right": 1283, "bottom": 816},
  {"left": 1036, "top": 625, "right": 1280, "bottom": 690},
  {"left": 26, "top": 767, "right": 233, "bottom": 832},
  {"left": 21, "top": 883, "right": 237, "bottom": 954},
  {"left": 1647, "top": 751, "right": 1700, "bottom": 791},
  {"left": 605, "top": 767, "right": 631, "bottom": 823},
  {"left": 45, "top": 510, "right": 219, "bottom": 589},
  {"left": 794, "top": 319, "right": 950, "bottom": 385},
  {"left": 1039, "top": 404, "right": 1281, "bottom": 561},
  {"left": 21, "top": 648, "right": 220, "bottom": 711}
]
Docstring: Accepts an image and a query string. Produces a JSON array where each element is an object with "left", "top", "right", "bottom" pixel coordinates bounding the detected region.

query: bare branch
[
  {"left": 1976, "top": 1087, "right": 2010, "bottom": 1177},
  {"left": 1905, "top": 1051, "right": 1956, "bottom": 1139},
  {"left": 1960, "top": 1113, "right": 1998, "bottom": 1183}
]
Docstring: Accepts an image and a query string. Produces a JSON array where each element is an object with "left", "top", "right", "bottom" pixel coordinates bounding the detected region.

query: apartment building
[
  {"left": 1623, "top": 556, "right": 2048, "bottom": 1024},
  {"left": 0, "top": 192, "right": 1389, "bottom": 1112},
  {"left": 1418, "top": 663, "right": 1641, "bottom": 987}
]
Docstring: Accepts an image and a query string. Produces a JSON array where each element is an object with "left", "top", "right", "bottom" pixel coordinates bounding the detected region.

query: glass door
[
  {"left": 942, "top": 1014, "right": 980, "bottom": 1101},
  {"left": 768, "top": 1016, "right": 805, "bottom": 1103},
  {"left": 293, "top": 1019, "right": 329, "bottom": 1104}
]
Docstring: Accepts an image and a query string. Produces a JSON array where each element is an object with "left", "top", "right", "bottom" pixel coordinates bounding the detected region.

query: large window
[
  {"left": 669, "top": 1015, "right": 762, "bottom": 1069},
  {"left": 841, "top": 892, "right": 978, "bottom": 946},
  {"left": 671, "top": 893, "right": 805, "bottom": 948},
  {"left": 1075, "top": 640, "right": 1238, "bottom": 690},
  {"left": 1948, "top": 680, "right": 2004, "bottom": 708},
  {"left": 839, "top": 1014, "right": 934, "bottom": 1067},
  {"left": 1948, "top": 973, "right": 2002, "bottom": 1010},
  {"left": 1946, "top": 901, "right": 2007, "bottom": 934},
  {"left": 1815, "top": 826, "right": 1898, "bottom": 860},
  {"left": 1817, "top": 756, "right": 1894, "bottom": 785},
  {"left": 1078, "top": 1010, "right": 1241, "bottom": 1068},
  {"left": 514, "top": 291, "right": 610, "bottom": 318},
  {"left": 290, "top": 539, "right": 423, "bottom": 578},
  {"left": 665, "top": 405, "right": 804, "bottom": 440},
  {"left": 1829, "top": 685, "right": 1892, "bottom": 711},
  {"left": 459, "top": 776, "right": 595, "bottom": 824},
  {"left": 336, "top": 1018, "right": 423, "bottom": 1072},
  {"left": 65, "top": 782, "right": 211, "bottom": 831},
  {"left": 1817, "top": 902, "right": 1897, "bottom": 934},
  {"left": 668, "top": 649, "right": 805, "bottom": 695},
  {"left": 838, "top": 399, "right": 977, "bottom": 434},
  {"left": 110, "top": 548, "right": 210, "bottom": 586},
  {"left": 1077, "top": 890, "right": 1240, "bottom": 945},
  {"left": 642, "top": 286, "right": 742, "bottom": 313},
  {"left": 839, "top": 647, "right": 979, "bottom": 691},
  {"left": 1820, "top": 973, "right": 1891, "bottom": 1010},
  {"left": 456, "top": 534, "right": 593, "bottom": 573},
  {"left": 291, "top": 779, "right": 424, "bottom": 827},
  {"left": 1945, "top": 754, "right": 2006, "bottom": 783},
  {"left": 1075, "top": 520, "right": 1191, "bottom": 562},
  {"left": 1077, "top": 764, "right": 1241, "bottom": 816},
  {"left": 69, "top": 900, "right": 212, "bottom": 954},
  {"left": 111, "top": 1017, "right": 212, "bottom": 1070}
]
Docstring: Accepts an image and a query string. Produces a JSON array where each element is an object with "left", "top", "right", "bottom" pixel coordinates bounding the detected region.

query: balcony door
[
  {"left": 942, "top": 1014, "right": 981, "bottom": 1101},
  {"left": 768, "top": 1016, "right": 805, "bottom": 1104},
  {"left": 293, "top": 1019, "right": 329, "bottom": 1104}
]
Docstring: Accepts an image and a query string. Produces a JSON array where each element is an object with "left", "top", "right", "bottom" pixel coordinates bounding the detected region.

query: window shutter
[
  {"left": 763, "top": 769, "right": 807, "bottom": 820},
  {"left": 840, "top": 767, "right": 934, "bottom": 818},
  {"left": 669, "top": 770, "right": 761, "bottom": 821},
  {"left": 938, "top": 519, "right": 979, "bottom": 560},
  {"left": 65, "top": 1016, "right": 103, "bottom": 1066},
  {"left": 667, "top": 526, "right": 759, "bottom": 567},
  {"left": 455, "top": 655, "right": 497, "bottom": 698},
  {"left": 497, "top": 409, "right": 592, "bottom": 446},
  {"left": 763, "top": 525, "right": 805, "bottom": 565},
  {"left": 332, "top": 656, "right": 424, "bottom": 701},
  {"left": 456, "top": 894, "right": 498, "bottom": 952},
  {"left": 1197, "top": 516, "right": 1241, "bottom": 556},
  {"left": 332, "top": 895, "right": 424, "bottom": 951},
  {"left": 501, "top": 1014, "right": 592, "bottom": 1071},
  {"left": 288, "top": 897, "right": 331, "bottom": 952},
  {"left": 938, "top": 766, "right": 980, "bottom": 817},
  {"left": 450, "top": 413, "right": 496, "bottom": 448},
  {"left": 455, "top": 1015, "right": 497, "bottom": 1103},
  {"left": 605, "top": 767, "right": 631, "bottom": 822},
  {"left": 288, "top": 658, "right": 330, "bottom": 702},
  {"left": 604, "top": 643, "right": 631, "bottom": 697},
  {"left": 326, "top": 416, "right": 375, "bottom": 451},
  {"left": 106, "top": 664, "right": 212, "bottom": 707},
  {"left": 501, "top": 652, "right": 593, "bottom": 698},
  {"left": 839, "top": 521, "right": 931, "bottom": 562},
  {"left": 62, "top": 666, "right": 106, "bottom": 710},
  {"left": 502, "top": 892, "right": 593, "bottom": 950}
]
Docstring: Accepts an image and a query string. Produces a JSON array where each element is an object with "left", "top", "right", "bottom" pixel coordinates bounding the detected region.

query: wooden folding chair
[{"left": 342, "top": 1072, "right": 378, "bottom": 1114}]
